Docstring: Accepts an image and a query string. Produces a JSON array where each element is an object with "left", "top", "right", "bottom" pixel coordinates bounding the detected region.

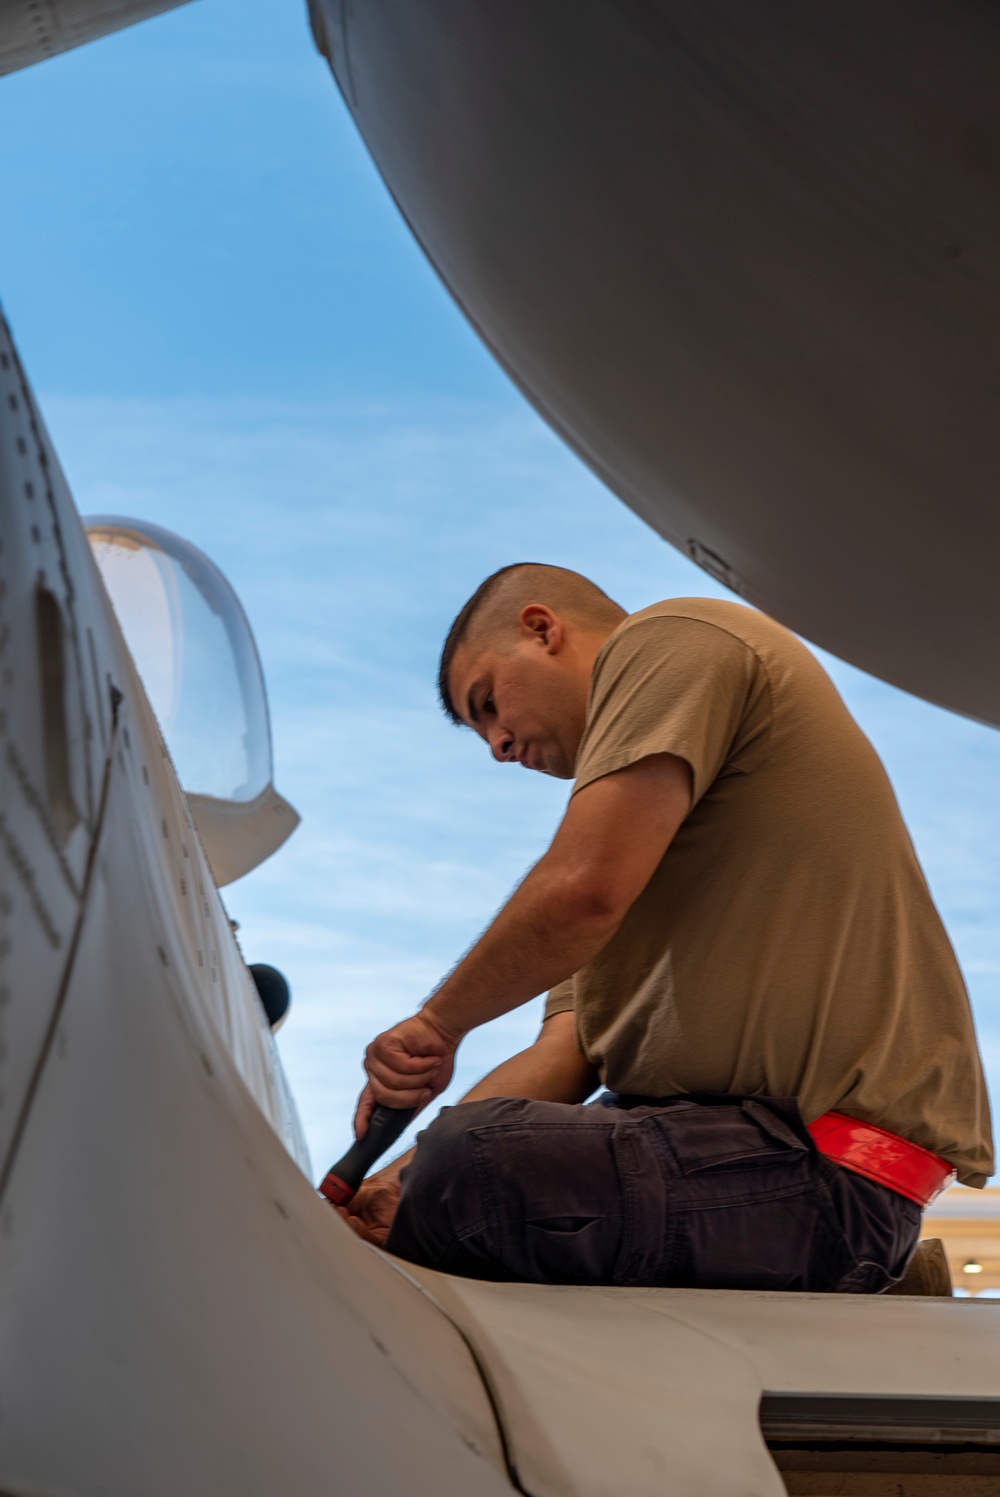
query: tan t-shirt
[{"left": 545, "top": 599, "right": 993, "bottom": 1186}]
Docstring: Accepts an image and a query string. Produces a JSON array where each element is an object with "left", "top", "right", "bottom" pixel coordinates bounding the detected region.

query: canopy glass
[{"left": 85, "top": 516, "right": 272, "bottom": 804}]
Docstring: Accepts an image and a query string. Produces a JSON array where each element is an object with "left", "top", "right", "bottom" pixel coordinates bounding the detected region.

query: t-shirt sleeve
[
  {"left": 543, "top": 977, "right": 575, "bottom": 1021},
  {"left": 571, "top": 616, "right": 768, "bottom": 806}
]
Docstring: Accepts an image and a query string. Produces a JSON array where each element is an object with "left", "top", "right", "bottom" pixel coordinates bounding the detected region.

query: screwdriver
[{"left": 318, "top": 1105, "right": 416, "bottom": 1207}]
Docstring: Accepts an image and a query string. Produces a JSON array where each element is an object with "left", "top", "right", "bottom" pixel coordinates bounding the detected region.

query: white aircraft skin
[
  {"left": 4, "top": 4, "right": 1000, "bottom": 1494},
  {"left": 0, "top": 310, "right": 513, "bottom": 1496}
]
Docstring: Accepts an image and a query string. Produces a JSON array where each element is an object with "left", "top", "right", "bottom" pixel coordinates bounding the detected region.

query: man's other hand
[
  {"left": 335, "top": 1159, "right": 406, "bottom": 1246},
  {"left": 355, "top": 1011, "right": 459, "bottom": 1136}
]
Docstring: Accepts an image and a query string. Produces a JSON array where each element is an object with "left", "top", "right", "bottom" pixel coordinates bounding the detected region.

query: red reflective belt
[{"left": 807, "top": 1111, "right": 956, "bottom": 1208}]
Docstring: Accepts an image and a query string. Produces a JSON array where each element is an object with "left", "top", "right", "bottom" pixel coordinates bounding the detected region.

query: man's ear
[{"left": 519, "top": 604, "right": 563, "bottom": 653}]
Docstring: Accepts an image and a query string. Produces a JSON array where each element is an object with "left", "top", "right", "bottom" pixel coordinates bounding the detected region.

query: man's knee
[
  {"left": 410, "top": 1095, "right": 514, "bottom": 1173},
  {"left": 408, "top": 1104, "right": 473, "bottom": 1186},
  {"left": 401, "top": 1100, "right": 519, "bottom": 1204},
  {"left": 386, "top": 1102, "right": 515, "bottom": 1268}
]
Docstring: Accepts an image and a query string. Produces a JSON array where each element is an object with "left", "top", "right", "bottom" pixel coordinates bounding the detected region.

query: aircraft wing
[
  {"left": 0, "top": 0, "right": 192, "bottom": 76},
  {"left": 309, "top": 0, "right": 1000, "bottom": 728}
]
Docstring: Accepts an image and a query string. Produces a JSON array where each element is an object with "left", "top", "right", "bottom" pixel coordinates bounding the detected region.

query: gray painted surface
[
  {"left": 309, "top": 0, "right": 1000, "bottom": 726},
  {"left": 407, "top": 1270, "right": 1000, "bottom": 1495},
  {"left": 0, "top": 0, "right": 191, "bottom": 76}
]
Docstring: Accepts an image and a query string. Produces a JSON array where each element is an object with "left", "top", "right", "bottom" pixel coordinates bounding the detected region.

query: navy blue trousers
[{"left": 385, "top": 1093, "right": 921, "bottom": 1292}]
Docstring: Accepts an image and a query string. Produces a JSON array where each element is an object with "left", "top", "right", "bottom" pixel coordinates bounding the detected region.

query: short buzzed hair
[{"left": 437, "top": 563, "right": 625, "bottom": 723}]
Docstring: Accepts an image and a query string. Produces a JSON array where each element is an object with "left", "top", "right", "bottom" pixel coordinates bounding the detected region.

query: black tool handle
[{"left": 318, "top": 1105, "right": 416, "bottom": 1206}]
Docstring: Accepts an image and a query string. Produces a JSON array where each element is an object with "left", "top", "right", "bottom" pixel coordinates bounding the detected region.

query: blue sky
[{"left": 3, "top": 0, "right": 999, "bottom": 1179}]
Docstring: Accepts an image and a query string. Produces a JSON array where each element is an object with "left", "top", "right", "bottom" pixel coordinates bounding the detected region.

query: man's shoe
[{"left": 885, "top": 1238, "right": 953, "bottom": 1297}]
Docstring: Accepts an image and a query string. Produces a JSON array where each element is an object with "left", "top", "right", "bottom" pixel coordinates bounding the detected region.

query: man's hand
[
  {"left": 355, "top": 1011, "right": 460, "bottom": 1137},
  {"left": 340, "top": 1012, "right": 594, "bottom": 1244},
  {"left": 335, "top": 1157, "right": 407, "bottom": 1246}
]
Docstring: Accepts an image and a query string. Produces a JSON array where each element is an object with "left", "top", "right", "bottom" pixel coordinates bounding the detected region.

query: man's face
[{"left": 448, "top": 611, "right": 591, "bottom": 779}]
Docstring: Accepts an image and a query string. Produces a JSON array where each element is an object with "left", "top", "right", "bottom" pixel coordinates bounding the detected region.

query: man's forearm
[
  {"left": 423, "top": 860, "right": 621, "bottom": 1040},
  {"left": 460, "top": 1026, "right": 598, "bottom": 1107},
  {"left": 360, "top": 758, "right": 691, "bottom": 1114}
]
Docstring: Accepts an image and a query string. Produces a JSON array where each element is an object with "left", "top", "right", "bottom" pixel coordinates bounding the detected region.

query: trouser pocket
[
  {"left": 653, "top": 1096, "right": 811, "bottom": 1176},
  {"left": 470, "top": 1117, "right": 625, "bottom": 1284},
  {"left": 649, "top": 1096, "right": 822, "bottom": 1290}
]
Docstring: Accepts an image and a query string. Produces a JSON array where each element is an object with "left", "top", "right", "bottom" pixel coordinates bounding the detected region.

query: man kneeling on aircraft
[{"left": 338, "top": 565, "right": 993, "bottom": 1291}]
